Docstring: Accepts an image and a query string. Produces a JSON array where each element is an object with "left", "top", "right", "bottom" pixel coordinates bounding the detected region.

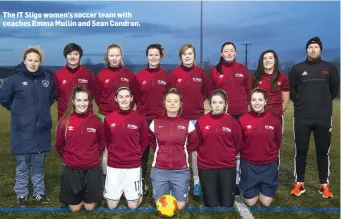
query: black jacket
[{"left": 288, "top": 58, "right": 339, "bottom": 119}]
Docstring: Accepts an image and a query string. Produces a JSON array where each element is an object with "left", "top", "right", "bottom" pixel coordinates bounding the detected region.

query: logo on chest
[
  {"left": 158, "top": 80, "right": 167, "bottom": 85},
  {"left": 235, "top": 73, "right": 244, "bottom": 78},
  {"left": 61, "top": 80, "right": 67, "bottom": 85},
  {"left": 192, "top": 77, "right": 202, "bottom": 82},
  {"left": 105, "top": 79, "right": 110, "bottom": 84},
  {"left": 127, "top": 124, "right": 138, "bottom": 130},
  {"left": 68, "top": 126, "right": 74, "bottom": 131},
  {"left": 205, "top": 125, "right": 210, "bottom": 130},
  {"left": 110, "top": 123, "right": 116, "bottom": 128},
  {"left": 246, "top": 125, "right": 252, "bottom": 129},
  {"left": 265, "top": 125, "right": 274, "bottom": 130},
  {"left": 78, "top": 78, "right": 88, "bottom": 84},
  {"left": 222, "top": 127, "right": 231, "bottom": 132},
  {"left": 321, "top": 70, "right": 329, "bottom": 75},
  {"left": 177, "top": 78, "right": 183, "bottom": 83},
  {"left": 178, "top": 125, "right": 186, "bottom": 130},
  {"left": 87, "top": 128, "right": 96, "bottom": 133},
  {"left": 121, "top": 77, "right": 129, "bottom": 82},
  {"left": 22, "top": 82, "right": 28, "bottom": 86},
  {"left": 42, "top": 80, "right": 49, "bottom": 88}
]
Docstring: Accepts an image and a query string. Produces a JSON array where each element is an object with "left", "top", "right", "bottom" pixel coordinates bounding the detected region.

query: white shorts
[{"left": 104, "top": 166, "right": 142, "bottom": 201}]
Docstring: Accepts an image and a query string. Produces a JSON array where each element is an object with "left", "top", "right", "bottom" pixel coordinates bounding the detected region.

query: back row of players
[{"left": 0, "top": 37, "right": 338, "bottom": 211}]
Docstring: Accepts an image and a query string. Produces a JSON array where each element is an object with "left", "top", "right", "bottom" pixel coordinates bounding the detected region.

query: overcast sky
[{"left": 0, "top": 1, "right": 339, "bottom": 68}]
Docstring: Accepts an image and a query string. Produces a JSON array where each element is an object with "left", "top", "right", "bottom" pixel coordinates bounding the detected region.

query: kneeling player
[
  {"left": 238, "top": 88, "right": 282, "bottom": 206},
  {"left": 103, "top": 86, "right": 149, "bottom": 209},
  {"left": 56, "top": 85, "right": 105, "bottom": 212}
]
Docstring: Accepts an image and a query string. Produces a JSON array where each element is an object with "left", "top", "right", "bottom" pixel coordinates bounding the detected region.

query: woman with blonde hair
[
  {"left": 96, "top": 44, "right": 140, "bottom": 181},
  {"left": 0, "top": 46, "right": 56, "bottom": 207},
  {"left": 56, "top": 85, "right": 105, "bottom": 212}
]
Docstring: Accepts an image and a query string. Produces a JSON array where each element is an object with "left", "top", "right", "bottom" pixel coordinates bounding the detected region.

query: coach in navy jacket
[
  {"left": 0, "top": 61, "right": 56, "bottom": 154},
  {"left": 0, "top": 46, "right": 55, "bottom": 207}
]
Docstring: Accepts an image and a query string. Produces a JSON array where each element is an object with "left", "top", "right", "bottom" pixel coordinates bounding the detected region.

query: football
[{"left": 156, "top": 195, "right": 178, "bottom": 217}]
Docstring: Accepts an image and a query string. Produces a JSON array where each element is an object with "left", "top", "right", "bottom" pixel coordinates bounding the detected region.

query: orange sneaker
[
  {"left": 319, "top": 184, "right": 334, "bottom": 198},
  {"left": 290, "top": 182, "right": 305, "bottom": 196}
]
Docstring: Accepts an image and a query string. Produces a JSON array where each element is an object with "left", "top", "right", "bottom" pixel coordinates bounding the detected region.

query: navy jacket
[{"left": 0, "top": 62, "right": 56, "bottom": 155}]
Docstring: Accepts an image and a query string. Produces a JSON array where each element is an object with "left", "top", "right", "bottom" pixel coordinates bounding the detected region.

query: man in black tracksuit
[{"left": 288, "top": 37, "right": 339, "bottom": 198}]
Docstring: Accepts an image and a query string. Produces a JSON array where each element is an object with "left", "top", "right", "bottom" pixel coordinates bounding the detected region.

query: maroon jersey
[
  {"left": 239, "top": 111, "right": 282, "bottom": 165},
  {"left": 196, "top": 112, "right": 242, "bottom": 169},
  {"left": 56, "top": 112, "right": 105, "bottom": 169},
  {"left": 172, "top": 64, "right": 209, "bottom": 120}
]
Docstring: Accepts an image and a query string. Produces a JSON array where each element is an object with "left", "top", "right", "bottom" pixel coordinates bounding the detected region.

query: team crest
[{"left": 42, "top": 80, "right": 49, "bottom": 87}]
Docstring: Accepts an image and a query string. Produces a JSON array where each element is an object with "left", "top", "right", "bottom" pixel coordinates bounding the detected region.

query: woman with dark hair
[
  {"left": 208, "top": 41, "right": 252, "bottom": 195},
  {"left": 149, "top": 88, "right": 199, "bottom": 210},
  {"left": 53, "top": 43, "right": 100, "bottom": 121},
  {"left": 103, "top": 86, "right": 148, "bottom": 210},
  {"left": 136, "top": 43, "right": 174, "bottom": 194},
  {"left": 171, "top": 43, "right": 209, "bottom": 198},
  {"left": 196, "top": 89, "right": 242, "bottom": 207},
  {"left": 238, "top": 88, "right": 282, "bottom": 207},
  {"left": 56, "top": 85, "right": 105, "bottom": 212},
  {"left": 252, "top": 50, "right": 290, "bottom": 124}
]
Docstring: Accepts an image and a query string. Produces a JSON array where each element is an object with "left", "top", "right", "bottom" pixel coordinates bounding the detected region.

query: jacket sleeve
[
  {"left": 89, "top": 72, "right": 101, "bottom": 106},
  {"left": 207, "top": 68, "right": 216, "bottom": 97},
  {"left": 187, "top": 121, "right": 199, "bottom": 152},
  {"left": 55, "top": 119, "right": 66, "bottom": 158},
  {"left": 243, "top": 67, "right": 252, "bottom": 101},
  {"left": 288, "top": 65, "right": 298, "bottom": 102},
  {"left": 233, "top": 119, "right": 243, "bottom": 155},
  {"left": 329, "top": 65, "right": 340, "bottom": 100},
  {"left": 195, "top": 121, "right": 203, "bottom": 150},
  {"left": 97, "top": 121, "right": 105, "bottom": 155},
  {"left": 201, "top": 69, "right": 210, "bottom": 100},
  {"left": 139, "top": 117, "right": 149, "bottom": 154},
  {"left": 275, "top": 117, "right": 283, "bottom": 149},
  {"left": 49, "top": 77, "right": 56, "bottom": 106},
  {"left": 130, "top": 75, "right": 141, "bottom": 106},
  {"left": 53, "top": 73, "right": 60, "bottom": 102},
  {"left": 103, "top": 118, "right": 111, "bottom": 148},
  {"left": 148, "top": 120, "right": 157, "bottom": 151},
  {"left": 0, "top": 77, "right": 14, "bottom": 110}
]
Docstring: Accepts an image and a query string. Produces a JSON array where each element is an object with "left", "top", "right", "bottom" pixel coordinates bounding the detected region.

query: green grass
[{"left": 0, "top": 101, "right": 339, "bottom": 218}]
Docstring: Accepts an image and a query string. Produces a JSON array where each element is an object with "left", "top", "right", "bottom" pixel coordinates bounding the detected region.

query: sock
[{"left": 193, "top": 176, "right": 200, "bottom": 185}]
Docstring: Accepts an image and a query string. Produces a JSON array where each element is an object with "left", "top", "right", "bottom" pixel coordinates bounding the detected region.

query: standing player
[
  {"left": 209, "top": 41, "right": 252, "bottom": 194},
  {"left": 149, "top": 88, "right": 199, "bottom": 210},
  {"left": 96, "top": 44, "right": 140, "bottom": 180},
  {"left": 53, "top": 43, "right": 100, "bottom": 121},
  {"left": 238, "top": 88, "right": 282, "bottom": 206},
  {"left": 196, "top": 89, "right": 242, "bottom": 207},
  {"left": 171, "top": 44, "right": 209, "bottom": 198},
  {"left": 136, "top": 43, "right": 174, "bottom": 194},
  {"left": 288, "top": 37, "right": 339, "bottom": 198},
  {"left": 0, "top": 46, "right": 55, "bottom": 207},
  {"left": 252, "top": 50, "right": 290, "bottom": 166},
  {"left": 103, "top": 86, "right": 148, "bottom": 210}
]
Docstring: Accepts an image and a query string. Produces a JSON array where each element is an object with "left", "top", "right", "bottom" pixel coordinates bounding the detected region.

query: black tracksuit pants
[{"left": 293, "top": 117, "right": 332, "bottom": 184}]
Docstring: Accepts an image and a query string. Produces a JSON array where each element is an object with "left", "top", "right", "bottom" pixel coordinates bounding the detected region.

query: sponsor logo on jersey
[
  {"left": 87, "top": 128, "right": 96, "bottom": 133},
  {"left": 222, "top": 127, "right": 231, "bottom": 132},
  {"left": 127, "top": 124, "right": 138, "bottom": 130},
  {"left": 121, "top": 77, "right": 129, "bottom": 82},
  {"left": 235, "top": 73, "right": 244, "bottom": 78},
  {"left": 158, "top": 80, "right": 167, "bottom": 85},
  {"left": 265, "top": 125, "right": 274, "bottom": 130},
  {"left": 192, "top": 77, "right": 202, "bottom": 82},
  {"left": 22, "top": 82, "right": 28, "bottom": 86},
  {"left": 78, "top": 78, "right": 88, "bottom": 83}
]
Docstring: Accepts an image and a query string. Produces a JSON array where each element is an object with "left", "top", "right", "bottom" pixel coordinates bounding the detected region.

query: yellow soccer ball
[{"left": 156, "top": 195, "right": 178, "bottom": 217}]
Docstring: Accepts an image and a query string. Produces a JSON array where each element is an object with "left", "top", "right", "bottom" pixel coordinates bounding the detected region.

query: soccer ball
[{"left": 156, "top": 195, "right": 178, "bottom": 217}]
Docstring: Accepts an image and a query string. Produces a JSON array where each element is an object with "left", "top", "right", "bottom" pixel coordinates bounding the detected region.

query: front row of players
[{"left": 56, "top": 85, "right": 281, "bottom": 212}]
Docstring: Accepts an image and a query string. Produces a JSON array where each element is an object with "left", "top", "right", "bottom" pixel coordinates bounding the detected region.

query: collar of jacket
[
  {"left": 16, "top": 61, "right": 44, "bottom": 79},
  {"left": 305, "top": 57, "right": 321, "bottom": 65}
]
